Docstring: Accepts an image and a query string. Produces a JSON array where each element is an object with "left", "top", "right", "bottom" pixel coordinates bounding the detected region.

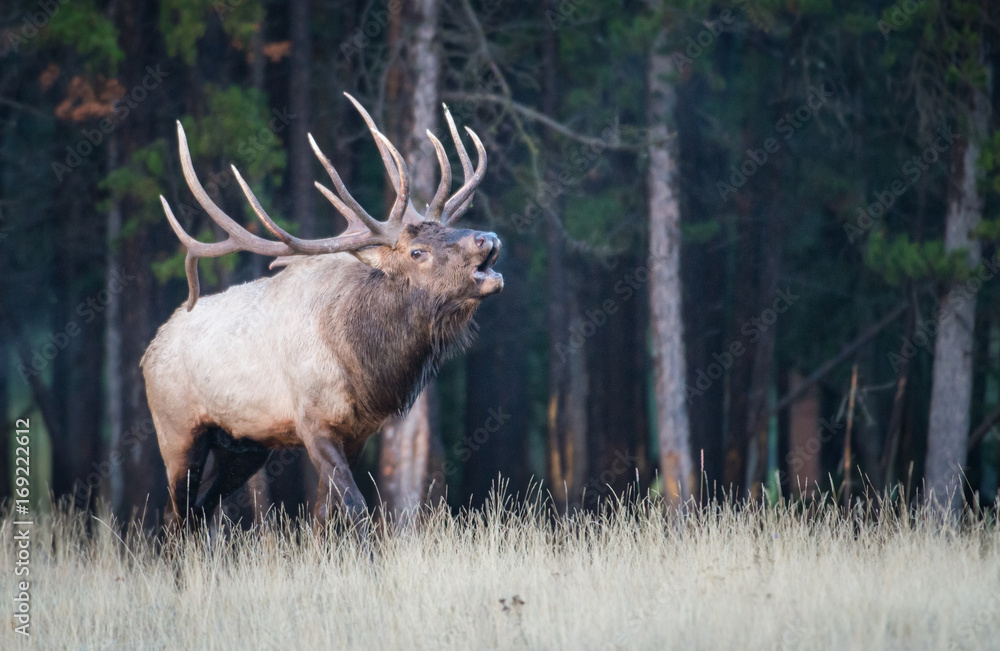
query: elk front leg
[{"left": 303, "top": 434, "right": 370, "bottom": 544}]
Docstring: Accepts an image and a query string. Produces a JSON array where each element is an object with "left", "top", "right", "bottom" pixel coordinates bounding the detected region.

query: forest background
[{"left": 1, "top": 0, "right": 999, "bottom": 525}]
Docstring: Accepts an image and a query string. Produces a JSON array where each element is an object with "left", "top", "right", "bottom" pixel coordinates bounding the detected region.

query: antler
[
  {"left": 161, "top": 119, "right": 408, "bottom": 311},
  {"left": 161, "top": 95, "right": 488, "bottom": 311},
  {"left": 338, "top": 93, "right": 487, "bottom": 226},
  {"left": 438, "top": 104, "right": 487, "bottom": 225}
]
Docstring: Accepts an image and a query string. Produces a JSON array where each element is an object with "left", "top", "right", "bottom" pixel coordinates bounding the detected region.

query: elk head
[{"left": 158, "top": 93, "right": 502, "bottom": 311}]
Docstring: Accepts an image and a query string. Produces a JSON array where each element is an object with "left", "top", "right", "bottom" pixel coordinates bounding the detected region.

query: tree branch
[
  {"left": 968, "top": 405, "right": 1000, "bottom": 451},
  {"left": 0, "top": 96, "right": 52, "bottom": 120},
  {"left": 769, "top": 302, "right": 908, "bottom": 416},
  {"left": 440, "top": 91, "right": 642, "bottom": 151}
]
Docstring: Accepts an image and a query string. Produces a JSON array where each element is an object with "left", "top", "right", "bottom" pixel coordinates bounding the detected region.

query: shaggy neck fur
[{"left": 332, "top": 267, "right": 479, "bottom": 426}]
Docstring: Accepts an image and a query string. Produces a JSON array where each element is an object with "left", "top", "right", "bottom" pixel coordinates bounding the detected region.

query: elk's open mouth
[{"left": 473, "top": 243, "right": 501, "bottom": 283}]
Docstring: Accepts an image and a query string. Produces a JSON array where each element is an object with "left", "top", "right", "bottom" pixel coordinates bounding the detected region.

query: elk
[{"left": 141, "top": 94, "right": 502, "bottom": 534}]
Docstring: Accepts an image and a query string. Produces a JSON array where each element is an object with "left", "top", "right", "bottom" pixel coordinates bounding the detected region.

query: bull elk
[{"left": 141, "top": 94, "right": 502, "bottom": 535}]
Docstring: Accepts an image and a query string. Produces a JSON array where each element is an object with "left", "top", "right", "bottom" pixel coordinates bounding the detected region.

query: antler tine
[
  {"left": 308, "top": 133, "right": 386, "bottom": 237},
  {"left": 344, "top": 93, "right": 401, "bottom": 192},
  {"left": 175, "top": 121, "right": 289, "bottom": 256},
  {"left": 424, "top": 129, "right": 452, "bottom": 223},
  {"left": 375, "top": 132, "right": 410, "bottom": 230},
  {"left": 160, "top": 195, "right": 245, "bottom": 311},
  {"left": 344, "top": 92, "right": 425, "bottom": 226},
  {"left": 230, "top": 165, "right": 295, "bottom": 246},
  {"left": 160, "top": 194, "right": 240, "bottom": 258},
  {"left": 314, "top": 181, "right": 373, "bottom": 236},
  {"left": 231, "top": 165, "right": 391, "bottom": 254},
  {"left": 170, "top": 122, "right": 294, "bottom": 311},
  {"left": 443, "top": 104, "right": 474, "bottom": 182},
  {"left": 441, "top": 127, "right": 487, "bottom": 225}
]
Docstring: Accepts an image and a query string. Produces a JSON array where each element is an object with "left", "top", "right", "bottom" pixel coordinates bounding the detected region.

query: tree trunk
[
  {"left": 786, "top": 370, "right": 821, "bottom": 497},
  {"left": 105, "top": 137, "right": 124, "bottom": 515},
  {"left": 380, "top": 388, "right": 434, "bottom": 524},
  {"left": 0, "top": 147, "right": 7, "bottom": 504},
  {"left": 402, "top": 0, "right": 441, "bottom": 201},
  {"left": 62, "top": 279, "right": 103, "bottom": 511},
  {"left": 51, "top": 218, "right": 73, "bottom": 498},
  {"left": 647, "top": 26, "right": 693, "bottom": 507},
  {"left": 110, "top": 1, "right": 166, "bottom": 527},
  {"left": 54, "top": 190, "right": 102, "bottom": 511},
  {"left": 114, "top": 226, "right": 163, "bottom": 526},
  {"left": 584, "top": 254, "right": 651, "bottom": 508},
  {"left": 925, "top": 82, "right": 990, "bottom": 514},
  {"left": 723, "top": 176, "right": 759, "bottom": 497},
  {"left": 540, "top": 4, "right": 589, "bottom": 511},
  {"left": 377, "top": 0, "right": 442, "bottom": 525},
  {"left": 746, "top": 170, "right": 784, "bottom": 498},
  {"left": 965, "top": 310, "right": 994, "bottom": 496},
  {"left": 289, "top": 0, "right": 314, "bottom": 236},
  {"left": 544, "top": 205, "right": 581, "bottom": 511},
  {"left": 0, "top": 335, "right": 8, "bottom": 503},
  {"left": 672, "top": 67, "right": 725, "bottom": 497}
]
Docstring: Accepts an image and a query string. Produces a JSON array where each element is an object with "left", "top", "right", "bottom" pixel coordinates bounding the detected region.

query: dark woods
[{"left": 1, "top": 0, "right": 1000, "bottom": 525}]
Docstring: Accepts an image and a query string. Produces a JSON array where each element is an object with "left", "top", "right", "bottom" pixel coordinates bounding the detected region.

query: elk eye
[{"left": 410, "top": 249, "right": 425, "bottom": 260}]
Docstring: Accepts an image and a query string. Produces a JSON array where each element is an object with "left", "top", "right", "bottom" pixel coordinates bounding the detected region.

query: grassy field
[{"left": 2, "top": 493, "right": 1000, "bottom": 650}]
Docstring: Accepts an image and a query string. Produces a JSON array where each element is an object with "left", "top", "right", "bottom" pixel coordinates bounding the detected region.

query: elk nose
[{"left": 475, "top": 235, "right": 487, "bottom": 248}]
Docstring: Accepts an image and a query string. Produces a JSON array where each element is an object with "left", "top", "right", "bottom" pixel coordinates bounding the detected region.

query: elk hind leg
[
  {"left": 194, "top": 430, "right": 271, "bottom": 524},
  {"left": 164, "top": 426, "right": 213, "bottom": 534}
]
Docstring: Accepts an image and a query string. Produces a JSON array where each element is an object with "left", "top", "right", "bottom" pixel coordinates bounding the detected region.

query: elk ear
[{"left": 350, "top": 244, "right": 391, "bottom": 270}]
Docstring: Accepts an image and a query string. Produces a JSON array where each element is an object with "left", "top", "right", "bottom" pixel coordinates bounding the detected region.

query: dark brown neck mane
[{"left": 332, "top": 267, "right": 479, "bottom": 426}]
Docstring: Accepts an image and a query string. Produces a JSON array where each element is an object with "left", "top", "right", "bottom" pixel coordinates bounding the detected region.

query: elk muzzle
[{"left": 471, "top": 231, "right": 503, "bottom": 295}]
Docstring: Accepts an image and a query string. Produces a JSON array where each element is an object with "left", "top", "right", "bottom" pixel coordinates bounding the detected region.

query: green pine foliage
[{"left": 45, "top": 0, "right": 123, "bottom": 73}]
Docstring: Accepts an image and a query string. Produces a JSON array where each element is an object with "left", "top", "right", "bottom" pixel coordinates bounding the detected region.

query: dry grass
[{"left": 3, "top": 491, "right": 1000, "bottom": 650}]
